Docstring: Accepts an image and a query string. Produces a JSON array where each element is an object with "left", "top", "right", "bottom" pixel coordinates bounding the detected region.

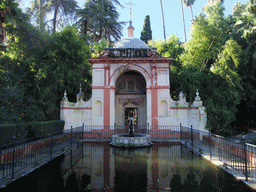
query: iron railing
[
  {"left": 1, "top": 123, "right": 256, "bottom": 186},
  {"left": 0, "top": 126, "right": 84, "bottom": 187},
  {"left": 180, "top": 125, "right": 256, "bottom": 182}
]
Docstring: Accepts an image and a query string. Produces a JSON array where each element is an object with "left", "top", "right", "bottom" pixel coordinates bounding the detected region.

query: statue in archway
[{"left": 129, "top": 114, "right": 134, "bottom": 137}]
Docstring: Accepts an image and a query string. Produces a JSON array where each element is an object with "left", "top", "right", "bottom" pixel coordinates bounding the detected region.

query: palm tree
[
  {"left": 29, "top": 0, "right": 50, "bottom": 31},
  {"left": 159, "top": 0, "right": 166, "bottom": 40},
  {"left": 76, "top": 0, "right": 124, "bottom": 43},
  {"left": 180, "top": 0, "right": 187, "bottom": 42},
  {"left": 183, "top": 0, "right": 195, "bottom": 20},
  {"left": 110, "top": 0, "right": 124, "bottom": 8},
  {"left": 49, "top": 0, "right": 78, "bottom": 32}
]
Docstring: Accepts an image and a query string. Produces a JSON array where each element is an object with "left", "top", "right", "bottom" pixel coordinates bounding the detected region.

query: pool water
[{"left": 3, "top": 143, "right": 256, "bottom": 192}]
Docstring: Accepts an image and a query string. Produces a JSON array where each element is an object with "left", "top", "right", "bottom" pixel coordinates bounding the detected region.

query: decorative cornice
[
  {"left": 60, "top": 107, "right": 92, "bottom": 110},
  {"left": 92, "top": 86, "right": 116, "bottom": 90},
  {"left": 89, "top": 57, "right": 173, "bottom": 65},
  {"left": 170, "top": 107, "right": 199, "bottom": 110},
  {"left": 147, "top": 86, "right": 170, "bottom": 89}
]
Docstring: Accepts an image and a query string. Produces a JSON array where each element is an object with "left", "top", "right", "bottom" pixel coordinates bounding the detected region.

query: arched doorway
[{"left": 115, "top": 71, "right": 147, "bottom": 127}]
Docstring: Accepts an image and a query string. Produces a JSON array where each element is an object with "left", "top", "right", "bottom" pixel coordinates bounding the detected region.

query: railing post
[
  {"left": 70, "top": 125, "right": 73, "bottom": 170},
  {"left": 209, "top": 129, "right": 212, "bottom": 159},
  {"left": 244, "top": 141, "right": 248, "bottom": 181},
  {"left": 180, "top": 123, "right": 182, "bottom": 144},
  {"left": 12, "top": 135, "right": 16, "bottom": 180},
  {"left": 50, "top": 132, "right": 53, "bottom": 160},
  {"left": 82, "top": 123, "right": 84, "bottom": 158},
  {"left": 191, "top": 125, "right": 193, "bottom": 149},
  {"left": 70, "top": 126, "right": 73, "bottom": 150}
]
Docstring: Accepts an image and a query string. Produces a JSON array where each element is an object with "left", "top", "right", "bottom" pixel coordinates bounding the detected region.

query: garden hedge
[{"left": 0, "top": 120, "right": 65, "bottom": 146}]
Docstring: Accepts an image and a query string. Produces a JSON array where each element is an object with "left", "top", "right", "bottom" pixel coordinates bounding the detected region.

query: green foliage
[
  {"left": 33, "top": 26, "right": 92, "bottom": 119},
  {"left": 0, "top": 0, "right": 18, "bottom": 23},
  {"left": 180, "top": 2, "right": 244, "bottom": 133},
  {"left": 0, "top": 124, "right": 24, "bottom": 146},
  {"left": 28, "top": 0, "right": 50, "bottom": 31},
  {"left": 153, "top": 2, "right": 245, "bottom": 134},
  {"left": 91, "top": 38, "right": 109, "bottom": 58},
  {"left": 0, "top": 9, "right": 47, "bottom": 123},
  {"left": 1, "top": 8, "right": 92, "bottom": 121},
  {"left": 76, "top": 0, "right": 124, "bottom": 43},
  {"left": 0, "top": 120, "right": 64, "bottom": 146},
  {"left": 148, "top": 35, "right": 184, "bottom": 72},
  {"left": 148, "top": 35, "right": 185, "bottom": 100},
  {"left": 0, "top": 57, "right": 46, "bottom": 124},
  {"left": 140, "top": 15, "right": 152, "bottom": 44}
]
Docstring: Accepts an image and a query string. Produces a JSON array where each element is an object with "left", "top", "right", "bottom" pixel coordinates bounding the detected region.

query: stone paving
[{"left": 233, "top": 131, "right": 256, "bottom": 145}]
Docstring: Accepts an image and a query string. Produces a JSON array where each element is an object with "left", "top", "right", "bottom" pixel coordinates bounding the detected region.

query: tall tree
[
  {"left": 29, "top": 0, "right": 50, "bottom": 31},
  {"left": 180, "top": 0, "right": 187, "bottom": 42},
  {"left": 159, "top": 0, "right": 166, "bottom": 40},
  {"left": 0, "top": 5, "right": 47, "bottom": 123},
  {"left": 140, "top": 15, "right": 152, "bottom": 44},
  {"left": 178, "top": 1, "right": 244, "bottom": 134},
  {"left": 183, "top": 0, "right": 195, "bottom": 20},
  {"left": 231, "top": 0, "right": 256, "bottom": 129},
  {"left": 76, "top": 0, "right": 124, "bottom": 43},
  {"left": 49, "top": 0, "right": 78, "bottom": 32},
  {"left": 33, "top": 26, "right": 92, "bottom": 119}
]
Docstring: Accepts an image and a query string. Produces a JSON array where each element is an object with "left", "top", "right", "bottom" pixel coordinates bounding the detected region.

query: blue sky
[{"left": 19, "top": 0, "right": 248, "bottom": 42}]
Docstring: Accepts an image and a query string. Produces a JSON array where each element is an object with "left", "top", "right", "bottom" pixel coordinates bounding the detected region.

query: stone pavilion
[{"left": 60, "top": 22, "right": 207, "bottom": 131}]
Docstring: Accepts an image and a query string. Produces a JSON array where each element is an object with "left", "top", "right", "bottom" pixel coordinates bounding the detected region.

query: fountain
[{"left": 110, "top": 116, "right": 153, "bottom": 148}]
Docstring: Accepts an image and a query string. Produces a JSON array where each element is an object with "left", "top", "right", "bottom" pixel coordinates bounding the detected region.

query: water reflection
[
  {"left": 63, "top": 143, "right": 255, "bottom": 192},
  {"left": 3, "top": 143, "right": 255, "bottom": 192},
  {"left": 65, "top": 171, "right": 91, "bottom": 192},
  {"left": 114, "top": 148, "right": 148, "bottom": 192}
]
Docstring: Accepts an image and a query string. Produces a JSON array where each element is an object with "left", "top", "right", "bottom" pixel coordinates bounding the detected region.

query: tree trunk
[
  {"left": 83, "top": 17, "right": 87, "bottom": 35},
  {"left": 39, "top": 0, "right": 42, "bottom": 30},
  {"left": 190, "top": 5, "right": 194, "bottom": 21},
  {"left": 181, "top": 0, "right": 187, "bottom": 42},
  {"left": 53, "top": 4, "right": 58, "bottom": 32},
  {"left": 159, "top": 0, "right": 166, "bottom": 41}
]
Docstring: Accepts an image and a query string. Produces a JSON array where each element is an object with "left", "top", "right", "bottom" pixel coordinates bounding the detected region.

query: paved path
[{"left": 233, "top": 131, "right": 256, "bottom": 145}]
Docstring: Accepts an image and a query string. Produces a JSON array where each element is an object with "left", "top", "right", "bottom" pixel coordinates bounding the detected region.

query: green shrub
[
  {"left": 0, "top": 120, "right": 65, "bottom": 145},
  {"left": 0, "top": 124, "right": 17, "bottom": 146}
]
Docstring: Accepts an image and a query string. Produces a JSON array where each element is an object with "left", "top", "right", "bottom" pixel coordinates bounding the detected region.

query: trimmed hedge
[{"left": 0, "top": 120, "right": 65, "bottom": 146}]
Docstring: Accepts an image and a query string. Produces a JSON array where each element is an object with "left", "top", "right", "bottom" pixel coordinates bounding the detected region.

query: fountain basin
[{"left": 110, "top": 133, "right": 153, "bottom": 148}]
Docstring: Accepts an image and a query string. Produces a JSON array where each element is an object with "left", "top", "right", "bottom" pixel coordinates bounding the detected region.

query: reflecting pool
[{"left": 3, "top": 143, "right": 256, "bottom": 192}]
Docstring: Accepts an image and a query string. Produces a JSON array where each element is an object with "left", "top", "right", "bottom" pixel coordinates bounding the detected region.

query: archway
[{"left": 115, "top": 71, "right": 147, "bottom": 127}]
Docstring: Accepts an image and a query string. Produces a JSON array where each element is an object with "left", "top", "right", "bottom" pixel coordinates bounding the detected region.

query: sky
[{"left": 19, "top": 0, "right": 248, "bottom": 42}]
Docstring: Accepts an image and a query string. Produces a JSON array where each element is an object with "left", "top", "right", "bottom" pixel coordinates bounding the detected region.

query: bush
[
  {"left": 0, "top": 120, "right": 65, "bottom": 145},
  {"left": 0, "top": 124, "right": 25, "bottom": 146}
]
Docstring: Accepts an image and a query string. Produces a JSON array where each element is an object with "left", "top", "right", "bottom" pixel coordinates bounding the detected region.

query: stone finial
[
  {"left": 195, "top": 89, "right": 201, "bottom": 101},
  {"left": 63, "top": 90, "right": 68, "bottom": 101},
  {"left": 179, "top": 91, "right": 184, "bottom": 99},
  {"left": 77, "top": 84, "right": 83, "bottom": 101}
]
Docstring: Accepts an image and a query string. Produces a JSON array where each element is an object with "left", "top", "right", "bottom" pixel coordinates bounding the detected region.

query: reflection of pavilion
[
  {"left": 62, "top": 143, "right": 219, "bottom": 191},
  {"left": 60, "top": 20, "right": 207, "bottom": 132}
]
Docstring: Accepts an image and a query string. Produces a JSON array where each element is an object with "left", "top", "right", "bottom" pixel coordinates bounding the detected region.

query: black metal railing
[
  {"left": 0, "top": 126, "right": 84, "bottom": 186},
  {"left": 180, "top": 124, "right": 256, "bottom": 182},
  {"left": 1, "top": 123, "right": 256, "bottom": 186}
]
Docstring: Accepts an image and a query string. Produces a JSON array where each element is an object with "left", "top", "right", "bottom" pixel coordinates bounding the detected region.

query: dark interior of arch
[{"left": 115, "top": 71, "right": 146, "bottom": 94}]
